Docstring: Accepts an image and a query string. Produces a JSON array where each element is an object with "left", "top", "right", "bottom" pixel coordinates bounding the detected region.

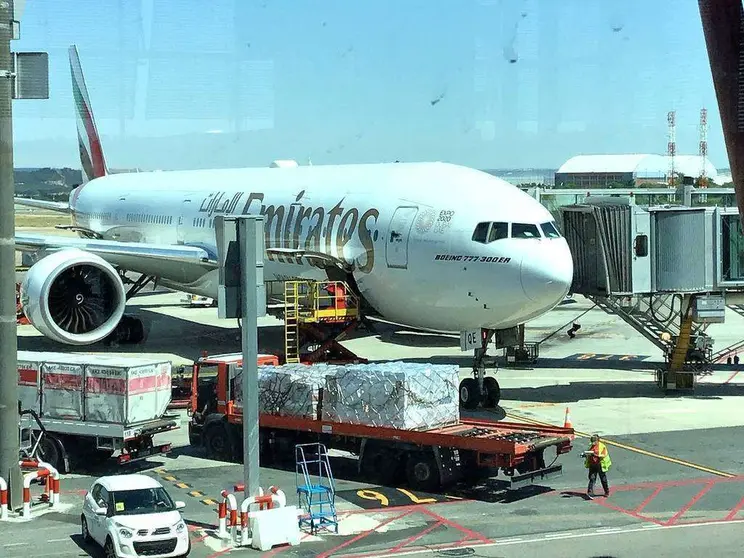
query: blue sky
[{"left": 11, "top": 0, "right": 728, "bottom": 172}]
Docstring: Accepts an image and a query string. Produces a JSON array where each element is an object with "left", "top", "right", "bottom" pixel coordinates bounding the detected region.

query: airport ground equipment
[
  {"left": 170, "top": 352, "right": 280, "bottom": 410},
  {"left": 187, "top": 357, "right": 575, "bottom": 492},
  {"left": 295, "top": 443, "right": 338, "bottom": 534},
  {"left": 282, "top": 280, "right": 368, "bottom": 365},
  {"left": 560, "top": 199, "right": 744, "bottom": 392},
  {"left": 15, "top": 283, "right": 29, "bottom": 324},
  {"left": 15, "top": 351, "right": 179, "bottom": 473},
  {"left": 273, "top": 279, "right": 508, "bottom": 409}
]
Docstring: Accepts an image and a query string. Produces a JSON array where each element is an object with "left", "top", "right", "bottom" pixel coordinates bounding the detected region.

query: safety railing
[
  {"left": 215, "top": 485, "right": 300, "bottom": 551},
  {"left": 22, "top": 461, "right": 60, "bottom": 517}
]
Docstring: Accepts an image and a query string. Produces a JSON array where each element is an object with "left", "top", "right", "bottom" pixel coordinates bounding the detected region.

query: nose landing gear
[{"left": 459, "top": 329, "right": 501, "bottom": 410}]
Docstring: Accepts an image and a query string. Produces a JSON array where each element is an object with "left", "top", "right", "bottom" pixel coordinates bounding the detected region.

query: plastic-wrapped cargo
[
  {"left": 16, "top": 351, "right": 172, "bottom": 425},
  {"left": 321, "top": 362, "right": 460, "bottom": 430},
  {"left": 232, "top": 363, "right": 334, "bottom": 419}
]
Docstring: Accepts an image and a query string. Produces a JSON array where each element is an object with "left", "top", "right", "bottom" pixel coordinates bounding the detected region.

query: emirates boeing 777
[{"left": 14, "top": 46, "right": 573, "bottom": 408}]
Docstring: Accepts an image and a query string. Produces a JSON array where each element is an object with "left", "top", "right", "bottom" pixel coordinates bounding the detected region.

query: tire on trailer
[
  {"left": 483, "top": 377, "right": 501, "bottom": 408},
  {"left": 203, "top": 421, "right": 233, "bottom": 462},
  {"left": 405, "top": 451, "right": 440, "bottom": 492},
  {"left": 459, "top": 378, "right": 481, "bottom": 410},
  {"left": 360, "top": 444, "right": 401, "bottom": 486}
]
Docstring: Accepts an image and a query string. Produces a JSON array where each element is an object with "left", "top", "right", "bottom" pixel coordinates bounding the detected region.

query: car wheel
[
  {"left": 104, "top": 537, "right": 119, "bottom": 558},
  {"left": 80, "top": 516, "right": 92, "bottom": 543}
]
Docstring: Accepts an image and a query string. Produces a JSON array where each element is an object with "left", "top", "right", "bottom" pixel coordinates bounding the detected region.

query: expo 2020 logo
[{"left": 415, "top": 209, "right": 436, "bottom": 234}]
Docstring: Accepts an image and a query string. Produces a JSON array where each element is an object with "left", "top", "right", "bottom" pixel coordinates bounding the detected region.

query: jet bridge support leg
[{"left": 460, "top": 329, "right": 499, "bottom": 410}]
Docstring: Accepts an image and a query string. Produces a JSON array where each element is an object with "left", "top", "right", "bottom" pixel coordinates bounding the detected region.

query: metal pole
[
  {"left": 238, "top": 216, "right": 263, "bottom": 499},
  {"left": 0, "top": 0, "right": 21, "bottom": 511}
]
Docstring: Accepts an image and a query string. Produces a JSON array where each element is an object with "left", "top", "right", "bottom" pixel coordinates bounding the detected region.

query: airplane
[{"left": 14, "top": 45, "right": 573, "bottom": 409}]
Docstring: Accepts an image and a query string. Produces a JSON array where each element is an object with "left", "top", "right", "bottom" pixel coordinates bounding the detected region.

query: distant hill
[
  {"left": 14, "top": 167, "right": 82, "bottom": 201},
  {"left": 14, "top": 167, "right": 141, "bottom": 201}
]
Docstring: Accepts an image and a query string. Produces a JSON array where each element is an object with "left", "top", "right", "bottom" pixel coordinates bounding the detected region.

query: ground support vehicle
[
  {"left": 187, "top": 355, "right": 575, "bottom": 491},
  {"left": 18, "top": 351, "right": 179, "bottom": 473}
]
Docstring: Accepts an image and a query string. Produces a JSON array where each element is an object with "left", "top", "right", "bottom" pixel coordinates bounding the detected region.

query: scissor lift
[{"left": 283, "top": 280, "right": 367, "bottom": 365}]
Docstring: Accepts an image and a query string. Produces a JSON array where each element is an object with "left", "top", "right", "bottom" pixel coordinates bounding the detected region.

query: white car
[{"left": 81, "top": 474, "right": 191, "bottom": 558}]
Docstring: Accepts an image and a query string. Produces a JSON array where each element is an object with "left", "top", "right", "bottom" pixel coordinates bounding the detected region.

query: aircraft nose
[{"left": 520, "top": 240, "right": 573, "bottom": 304}]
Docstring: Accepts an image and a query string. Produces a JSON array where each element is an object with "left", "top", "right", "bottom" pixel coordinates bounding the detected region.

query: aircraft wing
[
  {"left": 14, "top": 197, "right": 70, "bottom": 212},
  {"left": 15, "top": 233, "right": 216, "bottom": 278}
]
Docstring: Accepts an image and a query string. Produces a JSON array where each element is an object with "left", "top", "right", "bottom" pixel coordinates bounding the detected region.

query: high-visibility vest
[{"left": 584, "top": 441, "right": 612, "bottom": 472}]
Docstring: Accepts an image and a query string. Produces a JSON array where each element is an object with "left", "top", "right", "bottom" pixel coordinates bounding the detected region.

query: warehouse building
[{"left": 554, "top": 154, "right": 719, "bottom": 188}]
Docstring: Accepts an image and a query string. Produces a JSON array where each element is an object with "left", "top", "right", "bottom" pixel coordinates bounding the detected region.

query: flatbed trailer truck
[
  {"left": 17, "top": 351, "right": 180, "bottom": 473},
  {"left": 187, "top": 355, "right": 575, "bottom": 491}
]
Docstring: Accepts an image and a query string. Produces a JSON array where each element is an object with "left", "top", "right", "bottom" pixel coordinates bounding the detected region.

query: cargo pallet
[{"left": 186, "top": 356, "right": 575, "bottom": 492}]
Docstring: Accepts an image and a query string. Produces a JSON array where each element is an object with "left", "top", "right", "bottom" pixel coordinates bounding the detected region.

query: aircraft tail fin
[{"left": 68, "top": 45, "right": 108, "bottom": 183}]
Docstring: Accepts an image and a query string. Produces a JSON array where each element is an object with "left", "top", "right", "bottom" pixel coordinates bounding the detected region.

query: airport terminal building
[{"left": 554, "top": 154, "right": 719, "bottom": 188}]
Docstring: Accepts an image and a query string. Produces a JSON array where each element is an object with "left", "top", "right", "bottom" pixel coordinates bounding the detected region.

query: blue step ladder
[{"left": 295, "top": 442, "right": 339, "bottom": 534}]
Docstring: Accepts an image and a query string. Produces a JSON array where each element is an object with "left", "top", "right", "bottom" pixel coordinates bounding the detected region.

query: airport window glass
[
  {"left": 511, "top": 223, "right": 541, "bottom": 239},
  {"left": 471, "top": 222, "right": 490, "bottom": 243},
  {"left": 540, "top": 221, "right": 561, "bottom": 238},
  {"left": 487, "top": 222, "right": 508, "bottom": 242}
]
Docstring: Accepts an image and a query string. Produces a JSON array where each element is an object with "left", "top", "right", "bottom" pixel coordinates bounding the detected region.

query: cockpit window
[
  {"left": 512, "top": 223, "right": 541, "bottom": 239},
  {"left": 472, "top": 222, "right": 490, "bottom": 243},
  {"left": 488, "top": 222, "right": 508, "bottom": 242},
  {"left": 540, "top": 221, "right": 561, "bottom": 238}
]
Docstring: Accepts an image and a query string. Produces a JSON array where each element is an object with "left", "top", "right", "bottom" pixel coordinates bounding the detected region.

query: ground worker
[{"left": 584, "top": 434, "right": 611, "bottom": 498}]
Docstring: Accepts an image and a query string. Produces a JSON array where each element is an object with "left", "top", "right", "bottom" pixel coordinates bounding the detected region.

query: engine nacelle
[{"left": 20, "top": 248, "right": 127, "bottom": 345}]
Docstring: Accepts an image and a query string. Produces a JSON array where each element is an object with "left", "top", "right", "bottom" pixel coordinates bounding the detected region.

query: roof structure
[{"left": 557, "top": 154, "right": 719, "bottom": 182}]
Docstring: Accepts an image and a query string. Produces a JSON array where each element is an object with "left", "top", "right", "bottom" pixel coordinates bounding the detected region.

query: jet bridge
[{"left": 560, "top": 198, "right": 744, "bottom": 392}]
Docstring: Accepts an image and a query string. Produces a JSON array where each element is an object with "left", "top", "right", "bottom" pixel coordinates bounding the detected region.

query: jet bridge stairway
[
  {"left": 283, "top": 280, "right": 368, "bottom": 365},
  {"left": 588, "top": 294, "right": 712, "bottom": 385},
  {"left": 560, "top": 200, "right": 729, "bottom": 393}
]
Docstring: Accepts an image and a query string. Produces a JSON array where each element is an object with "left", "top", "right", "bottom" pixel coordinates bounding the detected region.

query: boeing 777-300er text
[{"left": 14, "top": 45, "right": 573, "bottom": 408}]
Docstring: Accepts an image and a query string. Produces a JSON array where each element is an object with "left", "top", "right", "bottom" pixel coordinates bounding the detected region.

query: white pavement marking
[
  {"left": 543, "top": 532, "right": 575, "bottom": 539},
  {"left": 378, "top": 519, "right": 744, "bottom": 557}
]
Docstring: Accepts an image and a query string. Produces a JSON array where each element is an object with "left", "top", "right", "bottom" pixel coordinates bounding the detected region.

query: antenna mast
[
  {"left": 698, "top": 107, "right": 708, "bottom": 188},
  {"left": 667, "top": 110, "right": 676, "bottom": 186}
]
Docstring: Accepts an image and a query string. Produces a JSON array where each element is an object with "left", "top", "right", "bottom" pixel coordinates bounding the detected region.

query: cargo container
[{"left": 17, "top": 351, "right": 179, "bottom": 473}]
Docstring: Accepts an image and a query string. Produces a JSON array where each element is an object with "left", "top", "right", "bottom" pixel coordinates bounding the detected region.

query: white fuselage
[{"left": 69, "top": 162, "right": 573, "bottom": 332}]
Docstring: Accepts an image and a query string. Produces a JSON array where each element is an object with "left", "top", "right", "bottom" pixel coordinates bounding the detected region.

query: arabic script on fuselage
[{"left": 197, "top": 190, "right": 379, "bottom": 273}]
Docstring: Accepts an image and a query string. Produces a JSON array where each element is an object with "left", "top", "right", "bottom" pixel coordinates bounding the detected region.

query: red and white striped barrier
[
  {"left": 238, "top": 487, "right": 287, "bottom": 546},
  {"left": 217, "top": 499, "right": 227, "bottom": 538},
  {"left": 22, "top": 464, "right": 60, "bottom": 517},
  {"left": 0, "top": 476, "right": 7, "bottom": 520},
  {"left": 219, "top": 490, "right": 238, "bottom": 540}
]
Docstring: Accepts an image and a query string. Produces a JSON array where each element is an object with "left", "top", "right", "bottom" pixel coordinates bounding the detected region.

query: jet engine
[{"left": 20, "top": 248, "right": 127, "bottom": 345}]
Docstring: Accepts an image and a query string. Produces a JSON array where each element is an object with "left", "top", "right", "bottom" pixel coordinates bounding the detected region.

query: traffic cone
[{"left": 563, "top": 407, "right": 573, "bottom": 429}]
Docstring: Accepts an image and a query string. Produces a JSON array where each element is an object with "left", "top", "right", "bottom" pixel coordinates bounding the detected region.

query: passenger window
[
  {"left": 512, "top": 223, "right": 541, "bottom": 239},
  {"left": 540, "top": 221, "right": 561, "bottom": 238},
  {"left": 472, "top": 222, "right": 490, "bottom": 243},
  {"left": 488, "top": 222, "right": 508, "bottom": 242}
]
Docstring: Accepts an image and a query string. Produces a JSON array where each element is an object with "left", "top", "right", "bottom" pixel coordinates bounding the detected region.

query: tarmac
[{"left": 6, "top": 293, "right": 744, "bottom": 557}]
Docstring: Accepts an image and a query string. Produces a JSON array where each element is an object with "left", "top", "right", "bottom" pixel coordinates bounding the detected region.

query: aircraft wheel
[
  {"left": 459, "top": 378, "right": 481, "bottom": 410},
  {"left": 483, "top": 377, "right": 501, "bottom": 408}
]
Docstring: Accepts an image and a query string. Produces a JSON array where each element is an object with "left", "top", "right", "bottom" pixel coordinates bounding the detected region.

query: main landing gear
[{"left": 459, "top": 329, "right": 501, "bottom": 410}]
